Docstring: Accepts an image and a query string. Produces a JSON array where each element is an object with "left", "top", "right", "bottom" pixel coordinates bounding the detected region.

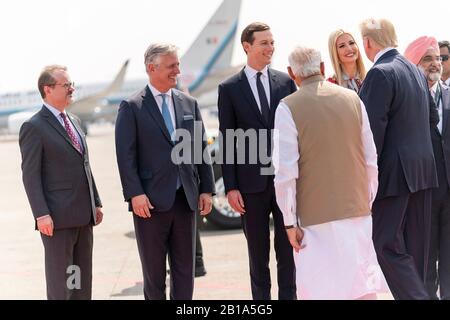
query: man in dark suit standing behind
[
  {"left": 115, "top": 43, "right": 215, "bottom": 300},
  {"left": 218, "top": 22, "right": 297, "bottom": 300},
  {"left": 359, "top": 19, "right": 439, "bottom": 299},
  {"left": 19, "top": 65, "right": 103, "bottom": 300},
  {"left": 404, "top": 36, "right": 450, "bottom": 300}
]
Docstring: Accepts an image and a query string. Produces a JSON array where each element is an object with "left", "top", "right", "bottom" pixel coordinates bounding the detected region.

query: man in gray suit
[
  {"left": 115, "top": 43, "right": 215, "bottom": 300},
  {"left": 19, "top": 65, "right": 103, "bottom": 300}
]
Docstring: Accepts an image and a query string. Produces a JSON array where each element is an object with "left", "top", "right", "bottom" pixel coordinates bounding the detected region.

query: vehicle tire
[{"left": 205, "top": 163, "right": 242, "bottom": 229}]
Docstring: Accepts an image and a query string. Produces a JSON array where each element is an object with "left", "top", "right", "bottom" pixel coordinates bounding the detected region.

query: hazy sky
[{"left": 1, "top": 0, "right": 449, "bottom": 93}]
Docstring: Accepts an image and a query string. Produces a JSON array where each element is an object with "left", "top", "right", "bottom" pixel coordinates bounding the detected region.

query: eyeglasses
[
  {"left": 441, "top": 55, "right": 449, "bottom": 62},
  {"left": 48, "top": 82, "right": 75, "bottom": 89},
  {"left": 421, "top": 56, "right": 442, "bottom": 63}
]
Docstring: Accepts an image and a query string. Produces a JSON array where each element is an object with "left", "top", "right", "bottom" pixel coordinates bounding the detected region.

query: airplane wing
[
  {"left": 67, "top": 59, "right": 129, "bottom": 115},
  {"left": 191, "top": 64, "right": 244, "bottom": 97}
]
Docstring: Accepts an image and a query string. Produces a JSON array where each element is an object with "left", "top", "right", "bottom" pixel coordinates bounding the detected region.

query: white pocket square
[{"left": 183, "top": 114, "right": 194, "bottom": 120}]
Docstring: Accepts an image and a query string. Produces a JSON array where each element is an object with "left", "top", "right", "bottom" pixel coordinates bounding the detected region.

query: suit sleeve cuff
[{"left": 36, "top": 214, "right": 50, "bottom": 221}]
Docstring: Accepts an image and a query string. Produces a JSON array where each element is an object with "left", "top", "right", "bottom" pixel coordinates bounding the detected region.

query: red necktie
[{"left": 60, "top": 113, "right": 83, "bottom": 154}]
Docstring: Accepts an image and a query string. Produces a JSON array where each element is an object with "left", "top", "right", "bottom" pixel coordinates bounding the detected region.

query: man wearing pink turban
[
  {"left": 404, "top": 36, "right": 439, "bottom": 66},
  {"left": 405, "top": 36, "right": 450, "bottom": 300}
]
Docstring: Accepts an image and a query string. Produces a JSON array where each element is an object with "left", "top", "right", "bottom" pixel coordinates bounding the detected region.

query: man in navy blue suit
[
  {"left": 115, "top": 43, "right": 215, "bottom": 300},
  {"left": 359, "top": 18, "right": 439, "bottom": 299},
  {"left": 218, "top": 22, "right": 297, "bottom": 300}
]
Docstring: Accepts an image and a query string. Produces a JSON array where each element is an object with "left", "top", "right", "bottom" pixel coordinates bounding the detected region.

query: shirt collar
[
  {"left": 148, "top": 83, "right": 172, "bottom": 99},
  {"left": 342, "top": 72, "right": 361, "bottom": 81},
  {"left": 374, "top": 47, "right": 395, "bottom": 64},
  {"left": 244, "top": 64, "right": 269, "bottom": 80},
  {"left": 431, "top": 82, "right": 439, "bottom": 95},
  {"left": 43, "top": 102, "right": 66, "bottom": 119},
  {"left": 445, "top": 77, "right": 450, "bottom": 86}
]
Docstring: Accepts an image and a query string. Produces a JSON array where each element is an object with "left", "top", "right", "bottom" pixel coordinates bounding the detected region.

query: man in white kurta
[{"left": 273, "top": 46, "right": 389, "bottom": 300}]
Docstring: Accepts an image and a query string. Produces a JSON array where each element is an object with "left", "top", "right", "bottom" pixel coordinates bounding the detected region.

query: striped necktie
[{"left": 60, "top": 113, "right": 83, "bottom": 154}]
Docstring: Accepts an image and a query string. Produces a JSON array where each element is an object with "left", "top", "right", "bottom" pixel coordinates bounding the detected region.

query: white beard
[{"left": 429, "top": 71, "right": 442, "bottom": 82}]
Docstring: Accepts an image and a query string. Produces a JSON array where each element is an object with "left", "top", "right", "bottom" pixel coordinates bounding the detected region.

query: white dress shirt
[
  {"left": 374, "top": 47, "right": 395, "bottom": 64},
  {"left": 148, "top": 83, "right": 176, "bottom": 129},
  {"left": 431, "top": 81, "right": 443, "bottom": 133},
  {"left": 244, "top": 65, "right": 271, "bottom": 112},
  {"left": 445, "top": 77, "right": 450, "bottom": 87},
  {"left": 272, "top": 99, "right": 389, "bottom": 299}
]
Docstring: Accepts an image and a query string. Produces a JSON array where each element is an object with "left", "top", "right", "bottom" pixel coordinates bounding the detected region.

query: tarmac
[{"left": 0, "top": 123, "right": 393, "bottom": 300}]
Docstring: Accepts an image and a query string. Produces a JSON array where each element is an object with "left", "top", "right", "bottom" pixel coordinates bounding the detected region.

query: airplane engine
[{"left": 7, "top": 111, "right": 38, "bottom": 134}]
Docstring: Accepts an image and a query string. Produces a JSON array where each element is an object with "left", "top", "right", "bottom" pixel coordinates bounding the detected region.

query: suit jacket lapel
[
  {"left": 268, "top": 69, "right": 280, "bottom": 122},
  {"left": 442, "top": 84, "right": 450, "bottom": 135},
  {"left": 238, "top": 68, "right": 267, "bottom": 127},
  {"left": 142, "top": 86, "right": 173, "bottom": 144},
  {"left": 172, "top": 90, "right": 184, "bottom": 132},
  {"left": 40, "top": 106, "right": 82, "bottom": 154}
]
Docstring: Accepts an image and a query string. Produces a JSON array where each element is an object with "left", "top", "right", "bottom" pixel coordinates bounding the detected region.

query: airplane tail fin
[
  {"left": 68, "top": 59, "right": 129, "bottom": 114},
  {"left": 95, "top": 59, "right": 129, "bottom": 98},
  {"left": 179, "top": 0, "right": 242, "bottom": 93}
]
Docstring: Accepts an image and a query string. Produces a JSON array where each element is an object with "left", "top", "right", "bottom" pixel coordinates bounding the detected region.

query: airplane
[{"left": 0, "top": 0, "right": 243, "bottom": 136}]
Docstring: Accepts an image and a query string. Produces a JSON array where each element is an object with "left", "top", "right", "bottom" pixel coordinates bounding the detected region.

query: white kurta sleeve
[
  {"left": 273, "top": 101, "right": 300, "bottom": 226},
  {"left": 360, "top": 100, "right": 379, "bottom": 209}
]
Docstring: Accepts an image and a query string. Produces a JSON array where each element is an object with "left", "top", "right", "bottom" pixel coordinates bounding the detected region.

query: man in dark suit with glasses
[
  {"left": 440, "top": 41, "right": 450, "bottom": 86},
  {"left": 19, "top": 65, "right": 103, "bottom": 300}
]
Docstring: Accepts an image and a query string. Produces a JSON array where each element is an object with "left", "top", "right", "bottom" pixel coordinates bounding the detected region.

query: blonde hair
[
  {"left": 328, "top": 29, "right": 366, "bottom": 86},
  {"left": 359, "top": 18, "right": 398, "bottom": 48}
]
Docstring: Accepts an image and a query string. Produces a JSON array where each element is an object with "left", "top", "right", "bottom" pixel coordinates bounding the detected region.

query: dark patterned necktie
[
  {"left": 354, "top": 78, "right": 362, "bottom": 91},
  {"left": 256, "top": 72, "right": 270, "bottom": 124},
  {"left": 60, "top": 113, "right": 83, "bottom": 154}
]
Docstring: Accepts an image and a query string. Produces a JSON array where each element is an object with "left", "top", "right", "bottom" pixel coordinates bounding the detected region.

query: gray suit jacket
[
  {"left": 19, "top": 106, "right": 102, "bottom": 230},
  {"left": 115, "top": 86, "right": 215, "bottom": 212}
]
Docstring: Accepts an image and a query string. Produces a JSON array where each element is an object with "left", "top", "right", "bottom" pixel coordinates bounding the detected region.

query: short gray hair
[
  {"left": 144, "top": 43, "right": 179, "bottom": 65},
  {"left": 288, "top": 46, "right": 322, "bottom": 78}
]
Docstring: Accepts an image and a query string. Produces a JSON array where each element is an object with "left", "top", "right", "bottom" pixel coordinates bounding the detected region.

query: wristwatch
[{"left": 284, "top": 225, "right": 297, "bottom": 229}]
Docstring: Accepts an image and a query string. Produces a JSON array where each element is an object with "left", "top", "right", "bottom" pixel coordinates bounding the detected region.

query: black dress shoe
[{"left": 195, "top": 266, "right": 207, "bottom": 277}]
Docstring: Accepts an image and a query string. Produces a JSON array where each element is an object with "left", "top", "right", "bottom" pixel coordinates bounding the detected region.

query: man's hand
[
  {"left": 227, "top": 189, "right": 246, "bottom": 215},
  {"left": 286, "top": 227, "right": 306, "bottom": 253},
  {"left": 37, "top": 215, "right": 54, "bottom": 237},
  {"left": 131, "top": 194, "right": 154, "bottom": 218},
  {"left": 95, "top": 207, "right": 104, "bottom": 225},
  {"left": 198, "top": 193, "right": 213, "bottom": 215}
]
